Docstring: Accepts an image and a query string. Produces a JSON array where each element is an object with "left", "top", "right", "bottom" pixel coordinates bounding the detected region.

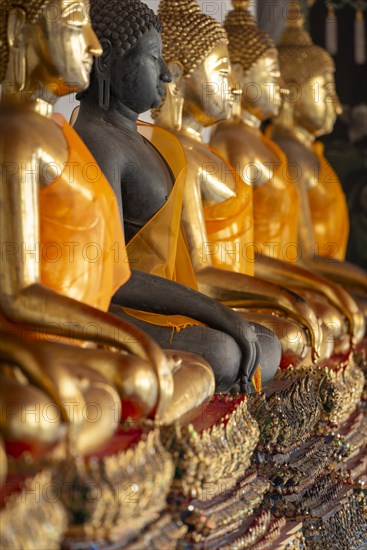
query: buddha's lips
[
  {"left": 83, "top": 57, "right": 93, "bottom": 72},
  {"left": 157, "top": 85, "right": 166, "bottom": 96}
]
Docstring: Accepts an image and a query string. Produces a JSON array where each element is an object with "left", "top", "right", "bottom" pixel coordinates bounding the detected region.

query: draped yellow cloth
[
  {"left": 309, "top": 142, "right": 349, "bottom": 261},
  {"left": 1, "top": 114, "right": 130, "bottom": 342},
  {"left": 252, "top": 133, "right": 300, "bottom": 263},
  {"left": 39, "top": 114, "right": 130, "bottom": 311},
  {"left": 203, "top": 146, "right": 255, "bottom": 276},
  {"left": 122, "top": 122, "right": 203, "bottom": 329}
]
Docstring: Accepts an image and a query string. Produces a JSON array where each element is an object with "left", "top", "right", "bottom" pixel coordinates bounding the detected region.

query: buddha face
[
  {"left": 183, "top": 42, "right": 233, "bottom": 126},
  {"left": 232, "top": 48, "right": 281, "bottom": 121},
  {"left": 38, "top": 0, "right": 102, "bottom": 92},
  {"left": 294, "top": 70, "right": 342, "bottom": 136},
  {"left": 108, "top": 29, "right": 171, "bottom": 115}
]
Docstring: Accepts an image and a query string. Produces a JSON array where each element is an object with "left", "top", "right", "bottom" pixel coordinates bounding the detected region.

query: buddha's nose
[
  {"left": 278, "top": 75, "right": 290, "bottom": 97},
  {"left": 160, "top": 59, "right": 172, "bottom": 83},
  {"left": 85, "top": 27, "right": 103, "bottom": 58},
  {"left": 334, "top": 95, "right": 342, "bottom": 115}
]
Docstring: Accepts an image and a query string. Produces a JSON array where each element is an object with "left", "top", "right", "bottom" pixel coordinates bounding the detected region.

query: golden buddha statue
[
  {"left": 74, "top": 0, "right": 288, "bottom": 394},
  {"left": 211, "top": 0, "right": 295, "bottom": 259},
  {"left": 150, "top": 5, "right": 367, "bottom": 542},
  {"left": 0, "top": 1, "right": 215, "bottom": 546},
  {"left": 152, "top": 0, "right": 335, "bottom": 367},
  {"left": 210, "top": 0, "right": 365, "bottom": 352},
  {"left": 0, "top": 0, "right": 216, "bottom": 461},
  {"left": 270, "top": 0, "right": 367, "bottom": 300}
]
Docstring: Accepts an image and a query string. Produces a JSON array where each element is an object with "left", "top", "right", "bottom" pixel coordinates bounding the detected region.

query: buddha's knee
[
  {"left": 0, "top": 376, "right": 66, "bottom": 453},
  {"left": 351, "top": 293, "right": 367, "bottom": 341},
  {"left": 250, "top": 323, "right": 281, "bottom": 386},
  {"left": 74, "top": 366, "right": 121, "bottom": 455},
  {"left": 306, "top": 296, "right": 347, "bottom": 342},
  {"left": 78, "top": 350, "right": 159, "bottom": 421},
  {"left": 294, "top": 321, "right": 334, "bottom": 367},
  {"left": 0, "top": 341, "right": 122, "bottom": 455},
  {"left": 317, "top": 323, "right": 334, "bottom": 360},
  {"left": 352, "top": 293, "right": 367, "bottom": 318},
  {"left": 196, "top": 327, "right": 241, "bottom": 392},
  {"left": 36, "top": 342, "right": 160, "bottom": 423},
  {"left": 271, "top": 320, "right": 308, "bottom": 365},
  {"left": 240, "top": 312, "right": 308, "bottom": 367},
  {"left": 160, "top": 351, "right": 215, "bottom": 424},
  {"left": 0, "top": 436, "right": 6, "bottom": 484},
  {"left": 106, "top": 311, "right": 241, "bottom": 392}
]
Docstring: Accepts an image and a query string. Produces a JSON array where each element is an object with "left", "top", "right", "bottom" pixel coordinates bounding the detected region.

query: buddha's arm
[
  {"left": 180, "top": 167, "right": 322, "bottom": 358},
  {"left": 303, "top": 257, "right": 367, "bottom": 294},
  {"left": 296, "top": 185, "right": 362, "bottom": 291},
  {"left": 296, "top": 175, "right": 318, "bottom": 256},
  {"left": 1, "top": 149, "right": 172, "bottom": 416},
  {"left": 255, "top": 255, "right": 365, "bottom": 344},
  {"left": 196, "top": 267, "right": 322, "bottom": 357},
  {"left": 1, "top": 334, "right": 120, "bottom": 455},
  {"left": 1, "top": 334, "right": 72, "bottom": 423},
  {"left": 112, "top": 270, "right": 261, "bottom": 384}
]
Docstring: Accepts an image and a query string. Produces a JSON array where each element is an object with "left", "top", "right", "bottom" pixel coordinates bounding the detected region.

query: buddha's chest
[
  {"left": 182, "top": 139, "right": 238, "bottom": 207},
  {"left": 119, "top": 137, "right": 173, "bottom": 239},
  {"left": 247, "top": 141, "right": 279, "bottom": 190},
  {"left": 273, "top": 136, "right": 321, "bottom": 190}
]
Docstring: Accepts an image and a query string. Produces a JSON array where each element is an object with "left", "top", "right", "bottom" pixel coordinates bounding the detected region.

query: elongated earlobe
[
  {"left": 168, "top": 61, "right": 184, "bottom": 131},
  {"left": 7, "top": 8, "right": 27, "bottom": 91},
  {"left": 95, "top": 38, "right": 113, "bottom": 110}
]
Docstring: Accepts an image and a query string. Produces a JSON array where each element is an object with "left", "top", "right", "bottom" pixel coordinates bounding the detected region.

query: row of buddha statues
[{"left": 1, "top": 0, "right": 366, "bottom": 547}]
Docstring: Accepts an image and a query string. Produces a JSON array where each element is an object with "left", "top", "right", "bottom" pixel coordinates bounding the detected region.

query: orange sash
[
  {"left": 253, "top": 133, "right": 300, "bottom": 263},
  {"left": 122, "top": 122, "right": 203, "bottom": 329},
  {"left": 203, "top": 146, "right": 255, "bottom": 276},
  {"left": 308, "top": 142, "right": 349, "bottom": 261},
  {"left": 1, "top": 114, "right": 130, "bottom": 342},
  {"left": 40, "top": 114, "right": 130, "bottom": 310}
]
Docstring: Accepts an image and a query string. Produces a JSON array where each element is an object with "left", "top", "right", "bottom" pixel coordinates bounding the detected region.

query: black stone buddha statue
[{"left": 74, "top": 0, "right": 282, "bottom": 393}]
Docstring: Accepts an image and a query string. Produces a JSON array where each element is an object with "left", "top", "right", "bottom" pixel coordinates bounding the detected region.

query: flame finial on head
[{"left": 232, "top": 0, "right": 250, "bottom": 9}]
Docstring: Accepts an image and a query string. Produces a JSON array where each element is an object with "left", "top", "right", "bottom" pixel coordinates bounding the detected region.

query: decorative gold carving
[
  {"left": 187, "top": 476, "right": 270, "bottom": 541},
  {"left": 303, "top": 490, "right": 367, "bottom": 549},
  {"left": 273, "top": 358, "right": 365, "bottom": 425},
  {"left": 318, "top": 361, "right": 365, "bottom": 424},
  {"left": 250, "top": 374, "right": 322, "bottom": 453},
  {"left": 57, "top": 429, "right": 174, "bottom": 544},
  {"left": 162, "top": 397, "right": 259, "bottom": 499},
  {"left": 125, "top": 513, "right": 188, "bottom": 549},
  {"left": 0, "top": 470, "right": 68, "bottom": 549}
]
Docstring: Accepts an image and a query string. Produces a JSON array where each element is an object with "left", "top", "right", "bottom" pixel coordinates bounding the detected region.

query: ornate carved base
[
  {"left": 249, "top": 374, "right": 322, "bottom": 453},
  {"left": 318, "top": 360, "right": 365, "bottom": 423},
  {"left": 3, "top": 428, "right": 175, "bottom": 549},
  {"left": 248, "top": 351, "right": 367, "bottom": 549},
  {"left": 0, "top": 470, "right": 68, "bottom": 549},
  {"left": 58, "top": 428, "right": 174, "bottom": 546},
  {"left": 302, "top": 490, "right": 367, "bottom": 549},
  {"left": 162, "top": 395, "right": 259, "bottom": 500}
]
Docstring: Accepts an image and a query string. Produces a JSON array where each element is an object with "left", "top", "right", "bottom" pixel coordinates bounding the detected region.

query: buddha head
[
  {"left": 153, "top": 0, "right": 232, "bottom": 129},
  {"left": 0, "top": 0, "right": 101, "bottom": 95},
  {"left": 224, "top": 0, "right": 282, "bottom": 121},
  {"left": 275, "top": 0, "right": 342, "bottom": 136},
  {"left": 77, "top": 0, "right": 171, "bottom": 114}
]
